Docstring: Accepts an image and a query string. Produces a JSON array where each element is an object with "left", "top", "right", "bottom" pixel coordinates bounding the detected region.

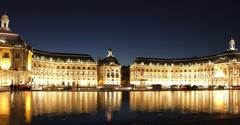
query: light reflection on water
[
  {"left": 0, "top": 90, "right": 240, "bottom": 125},
  {"left": 130, "top": 91, "right": 240, "bottom": 113}
]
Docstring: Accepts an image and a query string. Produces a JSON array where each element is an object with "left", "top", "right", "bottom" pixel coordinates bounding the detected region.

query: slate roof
[
  {"left": 0, "top": 30, "right": 26, "bottom": 47},
  {"left": 99, "top": 56, "right": 120, "bottom": 65},
  {"left": 134, "top": 50, "right": 240, "bottom": 65},
  {"left": 33, "top": 49, "right": 95, "bottom": 62}
]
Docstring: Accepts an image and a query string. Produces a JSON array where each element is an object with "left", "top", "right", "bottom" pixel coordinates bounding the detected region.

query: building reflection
[
  {"left": 25, "top": 92, "right": 32, "bottom": 124},
  {"left": 0, "top": 92, "right": 10, "bottom": 125},
  {"left": 130, "top": 90, "right": 240, "bottom": 114},
  {"left": 98, "top": 92, "right": 122, "bottom": 122},
  {"left": 32, "top": 92, "right": 98, "bottom": 115},
  {"left": 2, "top": 90, "right": 240, "bottom": 125},
  {"left": 98, "top": 92, "right": 122, "bottom": 111}
]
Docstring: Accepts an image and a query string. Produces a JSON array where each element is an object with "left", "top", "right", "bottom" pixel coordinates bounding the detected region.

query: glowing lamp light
[
  {"left": 214, "top": 71, "right": 224, "bottom": 78},
  {"left": 1, "top": 58, "right": 11, "bottom": 70},
  {"left": 0, "top": 39, "right": 6, "bottom": 43}
]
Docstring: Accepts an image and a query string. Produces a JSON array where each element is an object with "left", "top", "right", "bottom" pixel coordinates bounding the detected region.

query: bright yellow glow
[
  {"left": 25, "top": 93, "right": 32, "bottom": 124},
  {"left": 0, "top": 39, "right": 6, "bottom": 43},
  {"left": 213, "top": 91, "right": 228, "bottom": 112},
  {"left": 0, "top": 93, "right": 10, "bottom": 125},
  {"left": 214, "top": 67, "right": 224, "bottom": 78},
  {"left": 31, "top": 92, "right": 98, "bottom": 114},
  {"left": 1, "top": 58, "right": 11, "bottom": 70},
  {"left": 27, "top": 51, "right": 33, "bottom": 71},
  {"left": 129, "top": 91, "right": 231, "bottom": 113}
]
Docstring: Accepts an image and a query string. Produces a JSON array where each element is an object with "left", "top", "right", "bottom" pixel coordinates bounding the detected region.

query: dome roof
[
  {"left": 99, "top": 48, "right": 120, "bottom": 65},
  {"left": 99, "top": 56, "right": 120, "bottom": 65}
]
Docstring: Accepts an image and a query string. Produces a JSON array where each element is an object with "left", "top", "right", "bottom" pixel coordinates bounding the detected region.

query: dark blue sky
[{"left": 1, "top": 0, "right": 240, "bottom": 65}]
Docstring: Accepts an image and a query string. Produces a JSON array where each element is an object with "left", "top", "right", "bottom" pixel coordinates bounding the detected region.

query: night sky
[{"left": 1, "top": 0, "right": 240, "bottom": 65}]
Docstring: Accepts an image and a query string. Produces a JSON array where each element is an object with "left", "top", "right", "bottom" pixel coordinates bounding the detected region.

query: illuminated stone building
[
  {"left": 31, "top": 49, "right": 98, "bottom": 87},
  {"left": 0, "top": 14, "right": 98, "bottom": 87},
  {"left": 130, "top": 38, "right": 240, "bottom": 88},
  {"left": 0, "top": 14, "right": 32, "bottom": 86},
  {"left": 1, "top": 13, "right": 240, "bottom": 88},
  {"left": 98, "top": 49, "right": 121, "bottom": 86}
]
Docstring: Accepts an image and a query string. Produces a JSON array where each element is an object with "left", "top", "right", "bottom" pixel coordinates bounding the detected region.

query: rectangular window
[
  {"left": 3, "top": 52, "right": 10, "bottom": 58},
  {"left": 15, "top": 53, "right": 20, "bottom": 58}
]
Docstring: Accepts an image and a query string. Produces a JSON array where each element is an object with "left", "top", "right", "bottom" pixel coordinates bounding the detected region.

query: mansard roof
[
  {"left": 0, "top": 31, "right": 27, "bottom": 47},
  {"left": 99, "top": 56, "right": 120, "bottom": 66},
  {"left": 134, "top": 50, "right": 240, "bottom": 65},
  {"left": 33, "top": 49, "right": 95, "bottom": 62}
]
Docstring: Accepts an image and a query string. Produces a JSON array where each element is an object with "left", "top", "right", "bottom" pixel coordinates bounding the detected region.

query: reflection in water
[
  {"left": 1, "top": 90, "right": 240, "bottom": 125},
  {"left": 25, "top": 92, "right": 32, "bottom": 124},
  {"left": 32, "top": 92, "right": 98, "bottom": 115},
  {"left": 0, "top": 92, "right": 10, "bottom": 125},
  {"left": 98, "top": 92, "right": 122, "bottom": 122},
  {"left": 98, "top": 92, "right": 122, "bottom": 111},
  {"left": 130, "top": 90, "right": 240, "bottom": 114}
]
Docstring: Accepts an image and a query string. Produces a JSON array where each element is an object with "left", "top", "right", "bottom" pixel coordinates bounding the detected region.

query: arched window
[
  {"left": 83, "top": 67, "right": 86, "bottom": 70},
  {"left": 111, "top": 72, "right": 115, "bottom": 78},
  {"left": 62, "top": 66, "right": 65, "bottom": 69},
  {"left": 77, "top": 67, "right": 80, "bottom": 69},
  {"left": 67, "top": 66, "right": 70, "bottom": 69},
  {"left": 88, "top": 67, "right": 91, "bottom": 70},
  {"left": 116, "top": 73, "right": 119, "bottom": 78},
  {"left": 107, "top": 73, "right": 110, "bottom": 78}
]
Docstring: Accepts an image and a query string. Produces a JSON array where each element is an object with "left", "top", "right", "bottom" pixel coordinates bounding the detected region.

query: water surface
[{"left": 1, "top": 90, "right": 240, "bottom": 125}]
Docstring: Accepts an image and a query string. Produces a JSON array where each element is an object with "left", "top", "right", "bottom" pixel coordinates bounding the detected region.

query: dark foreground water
[{"left": 1, "top": 90, "right": 240, "bottom": 125}]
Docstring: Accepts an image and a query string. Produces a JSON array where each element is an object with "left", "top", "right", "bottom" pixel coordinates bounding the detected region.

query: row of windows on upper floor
[
  {"left": 132, "top": 68, "right": 232, "bottom": 73},
  {"left": 33, "top": 63, "right": 96, "bottom": 70},
  {"left": 107, "top": 73, "right": 120, "bottom": 78},
  {"left": 133, "top": 59, "right": 238, "bottom": 66},
  {"left": 106, "top": 69, "right": 119, "bottom": 73},
  {"left": 33, "top": 71, "right": 97, "bottom": 76},
  {"left": 133, "top": 73, "right": 214, "bottom": 78},
  {"left": 1, "top": 52, "right": 22, "bottom": 59},
  {"left": 33, "top": 56, "right": 94, "bottom": 63},
  {"left": 33, "top": 77, "right": 96, "bottom": 81}
]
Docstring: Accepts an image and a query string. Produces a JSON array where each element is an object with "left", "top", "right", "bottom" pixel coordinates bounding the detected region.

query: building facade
[
  {"left": 130, "top": 38, "right": 240, "bottom": 88},
  {"left": 31, "top": 49, "right": 98, "bottom": 87},
  {"left": 0, "top": 14, "right": 120, "bottom": 87},
  {"left": 1, "top": 14, "right": 240, "bottom": 88},
  {"left": 0, "top": 14, "right": 32, "bottom": 86},
  {"left": 98, "top": 49, "right": 121, "bottom": 86}
]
